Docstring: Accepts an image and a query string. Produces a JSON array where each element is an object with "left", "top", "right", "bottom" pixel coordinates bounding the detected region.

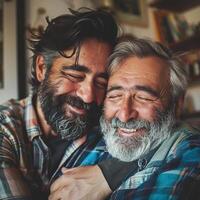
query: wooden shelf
[
  {"left": 150, "top": 0, "right": 200, "bottom": 119},
  {"left": 181, "top": 111, "right": 200, "bottom": 120},
  {"left": 169, "top": 34, "right": 200, "bottom": 53},
  {"left": 149, "top": 0, "right": 200, "bottom": 13},
  {"left": 188, "top": 77, "right": 200, "bottom": 86}
]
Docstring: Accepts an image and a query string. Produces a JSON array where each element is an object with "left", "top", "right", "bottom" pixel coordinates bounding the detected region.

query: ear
[
  {"left": 35, "top": 55, "right": 46, "bottom": 82},
  {"left": 175, "top": 95, "right": 185, "bottom": 118}
]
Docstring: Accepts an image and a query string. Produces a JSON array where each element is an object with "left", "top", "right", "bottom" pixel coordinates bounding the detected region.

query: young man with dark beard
[
  {"left": 49, "top": 37, "right": 200, "bottom": 200},
  {"left": 0, "top": 8, "right": 119, "bottom": 199}
]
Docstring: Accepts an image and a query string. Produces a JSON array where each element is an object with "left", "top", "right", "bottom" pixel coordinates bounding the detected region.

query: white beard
[{"left": 100, "top": 111, "right": 175, "bottom": 162}]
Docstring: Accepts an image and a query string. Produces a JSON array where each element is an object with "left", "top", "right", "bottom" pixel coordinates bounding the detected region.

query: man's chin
[
  {"left": 57, "top": 129, "right": 85, "bottom": 140},
  {"left": 104, "top": 134, "right": 150, "bottom": 162},
  {"left": 48, "top": 115, "right": 87, "bottom": 140}
]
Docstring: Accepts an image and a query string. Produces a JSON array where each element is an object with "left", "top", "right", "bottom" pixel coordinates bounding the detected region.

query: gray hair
[{"left": 107, "top": 37, "right": 188, "bottom": 101}]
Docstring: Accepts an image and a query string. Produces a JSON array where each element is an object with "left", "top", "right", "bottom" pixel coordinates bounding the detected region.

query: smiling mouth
[
  {"left": 118, "top": 127, "right": 145, "bottom": 137},
  {"left": 68, "top": 104, "right": 86, "bottom": 115}
]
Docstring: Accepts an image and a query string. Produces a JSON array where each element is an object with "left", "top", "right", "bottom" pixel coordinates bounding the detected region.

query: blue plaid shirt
[
  {"left": 54, "top": 123, "right": 200, "bottom": 200},
  {"left": 108, "top": 126, "right": 200, "bottom": 200}
]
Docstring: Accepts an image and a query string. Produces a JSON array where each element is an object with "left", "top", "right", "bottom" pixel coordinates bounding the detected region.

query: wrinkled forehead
[{"left": 108, "top": 56, "right": 171, "bottom": 92}]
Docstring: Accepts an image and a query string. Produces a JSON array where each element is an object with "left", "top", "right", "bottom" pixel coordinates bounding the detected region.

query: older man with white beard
[
  {"left": 98, "top": 37, "right": 200, "bottom": 199},
  {"left": 50, "top": 37, "right": 200, "bottom": 200}
]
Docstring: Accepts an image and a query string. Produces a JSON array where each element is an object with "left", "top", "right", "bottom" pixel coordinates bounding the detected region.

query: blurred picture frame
[
  {"left": 0, "top": 0, "right": 19, "bottom": 103},
  {"left": 113, "top": 0, "right": 148, "bottom": 27},
  {"left": 0, "top": 1, "right": 3, "bottom": 88}
]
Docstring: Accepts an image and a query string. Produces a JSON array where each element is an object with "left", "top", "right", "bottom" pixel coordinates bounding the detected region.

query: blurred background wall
[{"left": 1, "top": 0, "right": 200, "bottom": 118}]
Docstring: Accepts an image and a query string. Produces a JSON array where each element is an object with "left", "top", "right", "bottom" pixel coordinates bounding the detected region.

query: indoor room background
[{"left": 0, "top": 0, "right": 200, "bottom": 120}]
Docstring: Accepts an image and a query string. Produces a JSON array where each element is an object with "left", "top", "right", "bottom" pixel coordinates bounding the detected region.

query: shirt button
[{"left": 138, "top": 158, "right": 147, "bottom": 171}]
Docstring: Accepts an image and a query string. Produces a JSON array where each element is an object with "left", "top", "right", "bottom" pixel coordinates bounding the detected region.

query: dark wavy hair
[{"left": 29, "top": 8, "right": 118, "bottom": 93}]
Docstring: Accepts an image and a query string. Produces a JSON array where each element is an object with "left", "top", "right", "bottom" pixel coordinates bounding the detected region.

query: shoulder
[
  {"left": 0, "top": 98, "right": 26, "bottom": 121},
  {"left": 0, "top": 97, "right": 33, "bottom": 166},
  {"left": 0, "top": 98, "right": 27, "bottom": 146},
  {"left": 168, "top": 125, "right": 200, "bottom": 163}
]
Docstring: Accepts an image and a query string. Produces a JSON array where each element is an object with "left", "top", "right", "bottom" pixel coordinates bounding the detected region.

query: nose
[
  {"left": 76, "top": 81, "right": 95, "bottom": 104},
  {"left": 117, "top": 96, "right": 138, "bottom": 122}
]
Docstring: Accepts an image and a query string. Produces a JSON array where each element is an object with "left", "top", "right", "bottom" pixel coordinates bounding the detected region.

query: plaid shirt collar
[{"left": 24, "top": 94, "right": 43, "bottom": 141}]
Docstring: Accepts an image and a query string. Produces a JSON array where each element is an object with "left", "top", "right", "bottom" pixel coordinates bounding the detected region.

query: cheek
[
  {"left": 103, "top": 101, "right": 118, "bottom": 120},
  {"left": 52, "top": 79, "right": 77, "bottom": 95},
  {"left": 95, "top": 89, "right": 106, "bottom": 106},
  {"left": 137, "top": 104, "right": 162, "bottom": 121}
]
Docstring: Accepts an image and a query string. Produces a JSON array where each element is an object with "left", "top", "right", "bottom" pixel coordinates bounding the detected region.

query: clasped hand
[{"left": 48, "top": 165, "right": 111, "bottom": 200}]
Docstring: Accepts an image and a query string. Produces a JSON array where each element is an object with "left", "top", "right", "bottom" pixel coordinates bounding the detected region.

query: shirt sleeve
[
  {"left": 98, "top": 158, "right": 137, "bottom": 191},
  {"left": 0, "top": 130, "right": 32, "bottom": 200}
]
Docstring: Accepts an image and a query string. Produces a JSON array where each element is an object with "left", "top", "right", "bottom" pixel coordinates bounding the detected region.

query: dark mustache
[{"left": 55, "top": 94, "right": 99, "bottom": 112}]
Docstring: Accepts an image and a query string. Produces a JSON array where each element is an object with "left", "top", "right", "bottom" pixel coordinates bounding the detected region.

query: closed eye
[
  {"left": 135, "top": 94, "right": 158, "bottom": 102},
  {"left": 107, "top": 94, "right": 123, "bottom": 100},
  {"left": 61, "top": 70, "right": 85, "bottom": 82},
  {"left": 95, "top": 78, "right": 108, "bottom": 89},
  {"left": 67, "top": 74, "right": 84, "bottom": 81}
]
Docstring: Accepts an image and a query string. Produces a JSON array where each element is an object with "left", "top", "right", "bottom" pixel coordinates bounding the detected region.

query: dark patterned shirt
[{"left": 0, "top": 95, "right": 107, "bottom": 199}]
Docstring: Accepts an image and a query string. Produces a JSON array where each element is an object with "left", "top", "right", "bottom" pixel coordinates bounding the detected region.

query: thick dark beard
[
  {"left": 38, "top": 77, "right": 102, "bottom": 141},
  {"left": 100, "top": 106, "right": 176, "bottom": 162}
]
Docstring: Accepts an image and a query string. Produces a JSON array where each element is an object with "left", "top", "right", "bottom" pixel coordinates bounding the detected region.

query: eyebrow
[
  {"left": 107, "top": 85, "right": 159, "bottom": 97},
  {"left": 107, "top": 86, "right": 123, "bottom": 93},
  {"left": 62, "top": 65, "right": 90, "bottom": 73},
  {"left": 135, "top": 85, "right": 159, "bottom": 97},
  {"left": 62, "top": 65, "right": 108, "bottom": 79}
]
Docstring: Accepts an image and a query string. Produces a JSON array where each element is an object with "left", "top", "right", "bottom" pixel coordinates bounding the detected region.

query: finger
[
  {"left": 61, "top": 166, "right": 94, "bottom": 177},
  {"left": 49, "top": 185, "right": 74, "bottom": 200},
  {"left": 49, "top": 189, "right": 62, "bottom": 200},
  {"left": 50, "top": 175, "right": 71, "bottom": 193},
  {"left": 61, "top": 167, "right": 69, "bottom": 174},
  {"left": 73, "top": 165, "right": 100, "bottom": 179},
  {"left": 61, "top": 166, "right": 80, "bottom": 174}
]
